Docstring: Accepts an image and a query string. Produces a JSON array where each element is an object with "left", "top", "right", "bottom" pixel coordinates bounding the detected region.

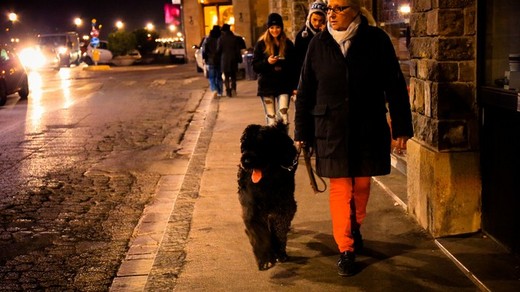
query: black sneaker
[
  {"left": 337, "top": 251, "right": 356, "bottom": 277},
  {"left": 352, "top": 229, "right": 363, "bottom": 253}
]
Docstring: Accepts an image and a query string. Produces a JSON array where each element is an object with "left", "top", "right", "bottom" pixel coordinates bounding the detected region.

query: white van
[{"left": 37, "top": 32, "right": 82, "bottom": 68}]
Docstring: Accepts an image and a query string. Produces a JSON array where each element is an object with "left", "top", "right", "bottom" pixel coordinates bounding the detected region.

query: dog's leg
[
  {"left": 242, "top": 211, "right": 276, "bottom": 270},
  {"left": 269, "top": 202, "right": 296, "bottom": 263}
]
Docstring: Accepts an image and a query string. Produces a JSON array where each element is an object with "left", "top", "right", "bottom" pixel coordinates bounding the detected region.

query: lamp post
[
  {"left": 74, "top": 17, "right": 83, "bottom": 28},
  {"left": 116, "top": 20, "right": 124, "bottom": 30},
  {"left": 6, "top": 12, "right": 17, "bottom": 36}
]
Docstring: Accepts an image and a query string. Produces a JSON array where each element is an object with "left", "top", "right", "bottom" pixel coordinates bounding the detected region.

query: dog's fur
[{"left": 237, "top": 121, "right": 298, "bottom": 270}]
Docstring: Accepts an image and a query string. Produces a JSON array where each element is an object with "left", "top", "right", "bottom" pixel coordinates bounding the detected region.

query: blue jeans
[{"left": 207, "top": 65, "right": 223, "bottom": 95}]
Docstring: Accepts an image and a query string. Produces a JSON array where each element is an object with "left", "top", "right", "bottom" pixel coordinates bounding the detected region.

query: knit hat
[
  {"left": 222, "top": 24, "right": 231, "bottom": 32},
  {"left": 266, "top": 13, "right": 284, "bottom": 29},
  {"left": 308, "top": 1, "right": 327, "bottom": 19}
]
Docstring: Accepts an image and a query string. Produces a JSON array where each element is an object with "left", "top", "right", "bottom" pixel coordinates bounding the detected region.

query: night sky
[{"left": 2, "top": 0, "right": 170, "bottom": 38}]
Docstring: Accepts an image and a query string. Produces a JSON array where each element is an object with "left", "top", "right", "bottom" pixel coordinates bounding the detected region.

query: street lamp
[
  {"left": 74, "top": 17, "right": 82, "bottom": 27},
  {"left": 146, "top": 23, "right": 154, "bottom": 31},
  {"left": 116, "top": 20, "right": 124, "bottom": 30},
  {"left": 8, "top": 13, "right": 18, "bottom": 23},
  {"left": 5, "top": 12, "right": 17, "bottom": 35}
]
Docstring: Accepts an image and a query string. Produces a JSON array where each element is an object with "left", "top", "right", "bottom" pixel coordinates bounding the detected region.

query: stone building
[{"left": 180, "top": 0, "right": 519, "bottom": 255}]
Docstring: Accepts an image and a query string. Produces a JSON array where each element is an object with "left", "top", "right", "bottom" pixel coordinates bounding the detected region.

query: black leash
[{"left": 297, "top": 145, "right": 327, "bottom": 194}]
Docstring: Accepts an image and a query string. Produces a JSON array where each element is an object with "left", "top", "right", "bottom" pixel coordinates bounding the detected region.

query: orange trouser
[{"left": 329, "top": 177, "right": 371, "bottom": 252}]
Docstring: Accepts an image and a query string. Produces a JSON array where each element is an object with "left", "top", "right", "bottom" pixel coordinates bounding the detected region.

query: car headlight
[
  {"left": 18, "top": 47, "right": 46, "bottom": 70},
  {"left": 58, "top": 46, "right": 68, "bottom": 54}
]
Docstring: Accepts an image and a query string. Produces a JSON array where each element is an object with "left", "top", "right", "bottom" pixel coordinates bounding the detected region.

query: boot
[
  {"left": 352, "top": 229, "right": 363, "bottom": 253},
  {"left": 337, "top": 251, "right": 356, "bottom": 277},
  {"left": 226, "top": 89, "right": 232, "bottom": 97}
]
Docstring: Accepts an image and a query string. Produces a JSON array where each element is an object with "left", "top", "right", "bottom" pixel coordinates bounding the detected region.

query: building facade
[{"left": 181, "top": 0, "right": 519, "bottom": 254}]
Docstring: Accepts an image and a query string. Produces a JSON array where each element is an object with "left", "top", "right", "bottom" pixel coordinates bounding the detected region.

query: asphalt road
[{"left": 0, "top": 63, "right": 208, "bottom": 291}]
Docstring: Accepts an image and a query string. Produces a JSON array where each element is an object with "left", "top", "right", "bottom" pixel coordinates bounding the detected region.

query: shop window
[
  {"left": 202, "top": 2, "right": 234, "bottom": 36},
  {"left": 482, "top": 1, "right": 520, "bottom": 92}
]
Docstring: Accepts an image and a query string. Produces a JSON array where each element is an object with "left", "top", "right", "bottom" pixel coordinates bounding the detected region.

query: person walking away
[
  {"left": 252, "top": 13, "right": 299, "bottom": 125},
  {"left": 217, "top": 24, "right": 242, "bottom": 97},
  {"left": 202, "top": 25, "right": 223, "bottom": 97},
  {"left": 294, "top": 0, "right": 327, "bottom": 76},
  {"left": 294, "top": 0, "right": 414, "bottom": 277}
]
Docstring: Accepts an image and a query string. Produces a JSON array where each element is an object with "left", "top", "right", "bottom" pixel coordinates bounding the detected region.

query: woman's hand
[
  {"left": 268, "top": 55, "right": 278, "bottom": 64},
  {"left": 393, "top": 136, "right": 409, "bottom": 155}
]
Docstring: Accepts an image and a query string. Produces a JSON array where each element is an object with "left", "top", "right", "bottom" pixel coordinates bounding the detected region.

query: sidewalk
[
  {"left": 158, "top": 80, "right": 479, "bottom": 291},
  {"left": 114, "top": 79, "right": 519, "bottom": 291}
]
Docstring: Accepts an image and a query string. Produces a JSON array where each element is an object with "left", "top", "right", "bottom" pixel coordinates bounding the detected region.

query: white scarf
[{"left": 327, "top": 14, "right": 361, "bottom": 56}]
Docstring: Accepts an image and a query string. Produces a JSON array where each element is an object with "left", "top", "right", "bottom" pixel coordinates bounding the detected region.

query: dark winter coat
[
  {"left": 217, "top": 31, "right": 242, "bottom": 73},
  {"left": 252, "top": 39, "right": 299, "bottom": 97},
  {"left": 294, "top": 24, "right": 319, "bottom": 76},
  {"left": 202, "top": 28, "right": 221, "bottom": 67},
  {"left": 294, "top": 16, "right": 414, "bottom": 178},
  {"left": 202, "top": 36, "right": 219, "bottom": 67}
]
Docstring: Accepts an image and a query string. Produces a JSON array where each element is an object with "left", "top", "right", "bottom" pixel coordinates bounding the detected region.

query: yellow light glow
[
  {"left": 8, "top": 12, "right": 18, "bottom": 22},
  {"left": 74, "top": 17, "right": 82, "bottom": 27},
  {"left": 59, "top": 69, "right": 73, "bottom": 109},
  {"left": 399, "top": 4, "right": 411, "bottom": 14}
]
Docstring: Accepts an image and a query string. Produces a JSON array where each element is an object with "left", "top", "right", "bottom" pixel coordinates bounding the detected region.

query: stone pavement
[{"left": 112, "top": 79, "right": 519, "bottom": 291}]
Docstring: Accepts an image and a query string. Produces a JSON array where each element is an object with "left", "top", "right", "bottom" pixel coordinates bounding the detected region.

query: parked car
[
  {"left": 192, "top": 37, "right": 206, "bottom": 75},
  {"left": 83, "top": 40, "right": 113, "bottom": 65},
  {"left": 169, "top": 41, "right": 187, "bottom": 63},
  {"left": 0, "top": 45, "right": 29, "bottom": 106},
  {"left": 192, "top": 36, "right": 246, "bottom": 79}
]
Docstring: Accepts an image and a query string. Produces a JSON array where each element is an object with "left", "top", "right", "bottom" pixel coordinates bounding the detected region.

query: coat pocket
[
  {"left": 311, "top": 103, "right": 346, "bottom": 138},
  {"left": 312, "top": 102, "right": 348, "bottom": 158},
  {"left": 311, "top": 104, "right": 328, "bottom": 138}
]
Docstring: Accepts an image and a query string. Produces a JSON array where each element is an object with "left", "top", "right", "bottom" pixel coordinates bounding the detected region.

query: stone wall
[{"left": 407, "top": 0, "right": 481, "bottom": 237}]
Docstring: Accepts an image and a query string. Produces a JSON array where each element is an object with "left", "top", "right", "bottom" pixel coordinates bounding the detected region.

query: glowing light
[
  {"left": 116, "top": 20, "right": 124, "bottom": 29},
  {"left": 8, "top": 13, "right": 18, "bottom": 22},
  {"left": 27, "top": 71, "right": 44, "bottom": 123},
  {"left": 399, "top": 4, "right": 411, "bottom": 14},
  {"left": 74, "top": 17, "right": 82, "bottom": 27},
  {"left": 18, "top": 47, "right": 46, "bottom": 70},
  {"left": 59, "top": 69, "right": 73, "bottom": 109}
]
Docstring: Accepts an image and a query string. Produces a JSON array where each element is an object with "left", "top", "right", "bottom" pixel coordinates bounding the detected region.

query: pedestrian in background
[
  {"left": 294, "top": 0, "right": 413, "bottom": 277},
  {"left": 252, "top": 13, "right": 299, "bottom": 126},
  {"left": 217, "top": 24, "right": 242, "bottom": 97},
  {"left": 294, "top": 0, "right": 327, "bottom": 76},
  {"left": 202, "top": 25, "right": 223, "bottom": 97}
]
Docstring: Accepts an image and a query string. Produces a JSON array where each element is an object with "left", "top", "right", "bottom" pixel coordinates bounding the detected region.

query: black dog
[{"left": 237, "top": 121, "right": 298, "bottom": 270}]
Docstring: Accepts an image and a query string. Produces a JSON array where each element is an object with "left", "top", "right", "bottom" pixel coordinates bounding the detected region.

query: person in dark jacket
[
  {"left": 202, "top": 25, "right": 223, "bottom": 97},
  {"left": 252, "top": 13, "right": 299, "bottom": 125},
  {"left": 294, "top": 0, "right": 413, "bottom": 277},
  {"left": 217, "top": 24, "right": 242, "bottom": 97},
  {"left": 294, "top": 0, "right": 327, "bottom": 76}
]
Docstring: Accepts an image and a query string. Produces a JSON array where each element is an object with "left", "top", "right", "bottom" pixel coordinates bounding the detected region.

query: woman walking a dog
[
  {"left": 294, "top": 0, "right": 413, "bottom": 277},
  {"left": 252, "top": 13, "right": 299, "bottom": 126}
]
